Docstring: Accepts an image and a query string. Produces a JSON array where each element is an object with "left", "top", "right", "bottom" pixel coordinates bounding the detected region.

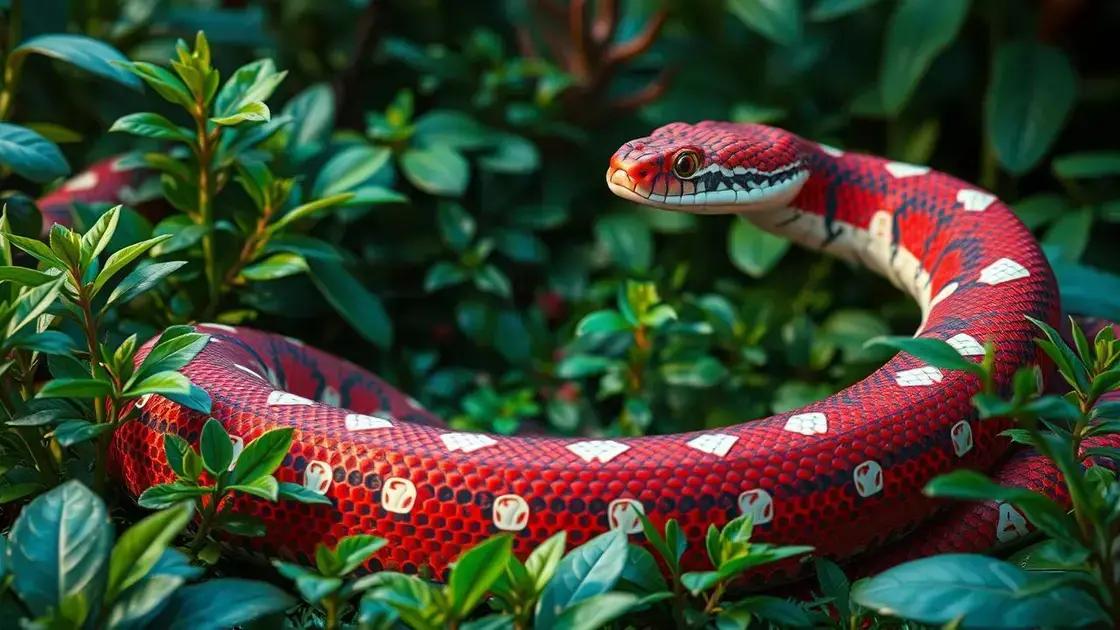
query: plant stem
[
  {"left": 323, "top": 595, "right": 339, "bottom": 630},
  {"left": 187, "top": 494, "right": 221, "bottom": 559},
  {"left": 0, "top": 0, "right": 22, "bottom": 121},
  {"left": 75, "top": 277, "right": 114, "bottom": 493},
  {"left": 193, "top": 104, "right": 221, "bottom": 319}
]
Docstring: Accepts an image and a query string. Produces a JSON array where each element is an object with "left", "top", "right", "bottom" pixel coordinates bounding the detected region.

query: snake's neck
[{"left": 744, "top": 143, "right": 941, "bottom": 327}]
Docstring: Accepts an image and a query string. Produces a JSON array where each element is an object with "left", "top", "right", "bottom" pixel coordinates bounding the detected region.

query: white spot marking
[
  {"left": 884, "top": 162, "right": 930, "bottom": 178},
  {"left": 950, "top": 420, "right": 973, "bottom": 457},
  {"left": 608, "top": 498, "right": 644, "bottom": 534},
  {"left": 63, "top": 171, "right": 99, "bottom": 191},
  {"left": 737, "top": 489, "right": 774, "bottom": 525},
  {"left": 234, "top": 364, "right": 265, "bottom": 381},
  {"left": 440, "top": 432, "right": 498, "bottom": 453},
  {"left": 345, "top": 413, "right": 393, "bottom": 431},
  {"left": 783, "top": 412, "right": 828, "bottom": 436},
  {"left": 946, "top": 333, "right": 985, "bottom": 357},
  {"left": 492, "top": 494, "right": 530, "bottom": 531},
  {"left": 895, "top": 366, "right": 944, "bottom": 387},
  {"left": 818, "top": 143, "right": 845, "bottom": 157},
  {"left": 381, "top": 477, "right": 417, "bottom": 514},
  {"left": 979, "top": 258, "right": 1029, "bottom": 285},
  {"left": 996, "top": 503, "right": 1029, "bottom": 543},
  {"left": 957, "top": 189, "right": 996, "bottom": 211},
  {"left": 853, "top": 460, "right": 884, "bottom": 497},
  {"left": 201, "top": 323, "right": 237, "bottom": 333},
  {"left": 267, "top": 391, "right": 315, "bottom": 406},
  {"left": 303, "top": 460, "right": 332, "bottom": 495},
  {"left": 567, "top": 440, "right": 629, "bottom": 463},
  {"left": 686, "top": 433, "right": 738, "bottom": 457}
]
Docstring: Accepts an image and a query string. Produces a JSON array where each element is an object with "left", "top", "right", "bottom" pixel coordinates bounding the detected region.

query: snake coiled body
[{"left": 60, "top": 122, "right": 1087, "bottom": 579}]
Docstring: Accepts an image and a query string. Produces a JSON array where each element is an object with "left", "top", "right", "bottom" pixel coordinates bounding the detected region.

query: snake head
[{"left": 607, "top": 121, "right": 811, "bottom": 213}]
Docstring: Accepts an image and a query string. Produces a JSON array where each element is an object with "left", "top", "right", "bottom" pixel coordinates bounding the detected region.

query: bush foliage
[{"left": 0, "top": 0, "right": 1118, "bottom": 628}]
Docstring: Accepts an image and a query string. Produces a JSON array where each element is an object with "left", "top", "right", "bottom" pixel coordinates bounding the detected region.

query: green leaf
[
  {"left": 240, "top": 253, "right": 309, "bottom": 281},
  {"left": 556, "top": 355, "right": 615, "bottom": 378},
  {"left": 163, "top": 384, "right": 213, "bottom": 415},
  {"left": 536, "top": 530, "right": 628, "bottom": 628},
  {"left": 728, "top": 0, "right": 802, "bottom": 46},
  {"left": 36, "top": 377, "right": 113, "bottom": 399},
  {"left": 275, "top": 561, "right": 342, "bottom": 603},
  {"left": 312, "top": 145, "right": 392, "bottom": 197},
  {"left": 230, "top": 427, "right": 294, "bottom": 485},
  {"left": 552, "top": 592, "right": 640, "bottom": 630},
  {"left": 400, "top": 145, "right": 470, "bottom": 197},
  {"left": 134, "top": 332, "right": 209, "bottom": 385},
  {"left": 595, "top": 213, "right": 651, "bottom": 273},
  {"left": 106, "top": 502, "right": 193, "bottom": 602},
  {"left": 105, "top": 573, "right": 186, "bottom": 628},
  {"left": 5, "top": 232, "right": 66, "bottom": 268},
  {"left": 1052, "top": 151, "right": 1120, "bottom": 179},
  {"left": 52, "top": 420, "right": 113, "bottom": 447},
  {"left": 437, "top": 202, "right": 476, "bottom": 252},
  {"left": 106, "top": 261, "right": 186, "bottom": 308},
  {"left": 137, "top": 482, "right": 210, "bottom": 509},
  {"left": 229, "top": 475, "right": 279, "bottom": 501},
  {"left": 576, "top": 310, "right": 631, "bottom": 336},
  {"left": 215, "top": 512, "right": 267, "bottom": 538},
  {"left": 473, "top": 264, "right": 512, "bottom": 299},
  {"left": 424, "top": 261, "right": 468, "bottom": 292},
  {"left": 478, "top": 133, "right": 540, "bottom": 174},
  {"left": 282, "top": 83, "right": 335, "bottom": 160},
  {"left": 79, "top": 205, "right": 120, "bottom": 267},
  {"left": 865, "top": 335, "right": 983, "bottom": 375},
  {"left": 413, "top": 110, "right": 493, "bottom": 150},
  {"left": 0, "top": 123, "right": 70, "bottom": 182},
  {"left": 123, "top": 370, "right": 192, "bottom": 398},
  {"left": 123, "top": 62, "right": 194, "bottom": 108},
  {"left": 728, "top": 218, "right": 789, "bottom": 277},
  {"left": 449, "top": 535, "right": 513, "bottom": 619},
  {"left": 924, "top": 470, "right": 1079, "bottom": 543},
  {"left": 199, "top": 418, "right": 234, "bottom": 476},
  {"left": 267, "top": 194, "right": 354, "bottom": 234},
  {"left": 879, "top": 0, "right": 970, "bottom": 115},
  {"left": 0, "top": 265, "right": 56, "bottom": 286},
  {"left": 8, "top": 480, "right": 111, "bottom": 618},
  {"left": 93, "top": 234, "right": 173, "bottom": 296},
  {"left": 308, "top": 259, "right": 393, "bottom": 348},
  {"left": 214, "top": 59, "right": 287, "bottom": 118},
  {"left": 211, "top": 101, "right": 270, "bottom": 126},
  {"left": 110, "top": 113, "right": 194, "bottom": 143},
  {"left": 1043, "top": 206, "right": 1092, "bottom": 262},
  {"left": 332, "top": 535, "right": 387, "bottom": 576},
  {"left": 851, "top": 554, "right": 1109, "bottom": 627},
  {"left": 660, "top": 356, "right": 729, "bottom": 388},
  {"left": 525, "top": 531, "right": 567, "bottom": 594},
  {"left": 11, "top": 34, "right": 140, "bottom": 89},
  {"left": 986, "top": 42, "right": 1077, "bottom": 175},
  {"left": 164, "top": 433, "right": 202, "bottom": 482},
  {"left": 151, "top": 578, "right": 297, "bottom": 629},
  {"left": 277, "top": 481, "right": 333, "bottom": 505},
  {"left": 814, "top": 557, "right": 851, "bottom": 620},
  {"left": 809, "top": 0, "right": 881, "bottom": 21}
]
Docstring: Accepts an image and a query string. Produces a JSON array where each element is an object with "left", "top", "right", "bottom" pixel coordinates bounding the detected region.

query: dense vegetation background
[{"left": 0, "top": 0, "right": 1118, "bottom": 628}]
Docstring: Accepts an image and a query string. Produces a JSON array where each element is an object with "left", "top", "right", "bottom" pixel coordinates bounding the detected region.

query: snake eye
[{"left": 672, "top": 150, "right": 701, "bottom": 178}]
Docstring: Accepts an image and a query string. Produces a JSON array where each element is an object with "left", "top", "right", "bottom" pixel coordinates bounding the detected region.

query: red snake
[{"left": 39, "top": 123, "right": 1092, "bottom": 581}]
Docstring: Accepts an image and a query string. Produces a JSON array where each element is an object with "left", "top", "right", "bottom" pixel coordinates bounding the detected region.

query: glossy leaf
[
  {"left": 0, "top": 123, "right": 70, "bottom": 182},
  {"left": 879, "top": 0, "right": 969, "bottom": 114}
]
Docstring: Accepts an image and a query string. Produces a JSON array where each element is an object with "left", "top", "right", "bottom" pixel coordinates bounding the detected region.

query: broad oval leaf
[
  {"left": 151, "top": 578, "right": 297, "bottom": 630},
  {"left": 536, "top": 530, "right": 628, "bottom": 628},
  {"left": 308, "top": 259, "right": 393, "bottom": 348},
  {"left": 728, "top": 0, "right": 802, "bottom": 46},
  {"left": 728, "top": 218, "right": 788, "bottom": 277},
  {"left": 879, "top": 0, "right": 970, "bottom": 115},
  {"left": 0, "top": 123, "right": 70, "bottom": 182},
  {"left": 449, "top": 534, "right": 513, "bottom": 619},
  {"left": 313, "top": 144, "right": 393, "bottom": 198},
  {"left": 400, "top": 145, "right": 470, "bottom": 197},
  {"left": 986, "top": 42, "right": 1077, "bottom": 175},
  {"left": 12, "top": 34, "right": 140, "bottom": 89},
  {"left": 106, "top": 502, "right": 194, "bottom": 602},
  {"left": 9, "top": 480, "right": 112, "bottom": 618},
  {"left": 851, "top": 554, "right": 1109, "bottom": 627}
]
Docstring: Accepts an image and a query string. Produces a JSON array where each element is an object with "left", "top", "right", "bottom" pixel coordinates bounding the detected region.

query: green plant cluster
[{"left": 0, "top": 0, "right": 1116, "bottom": 628}]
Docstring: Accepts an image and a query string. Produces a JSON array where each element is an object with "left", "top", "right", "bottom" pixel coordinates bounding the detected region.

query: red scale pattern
[{"left": 75, "top": 121, "right": 1105, "bottom": 582}]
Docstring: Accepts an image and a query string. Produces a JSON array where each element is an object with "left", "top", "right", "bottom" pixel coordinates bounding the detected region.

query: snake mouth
[{"left": 606, "top": 165, "right": 809, "bottom": 214}]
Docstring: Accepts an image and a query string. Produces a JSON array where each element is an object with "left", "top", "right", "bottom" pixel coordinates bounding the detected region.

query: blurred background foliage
[{"left": 3, "top": 0, "right": 1119, "bottom": 439}]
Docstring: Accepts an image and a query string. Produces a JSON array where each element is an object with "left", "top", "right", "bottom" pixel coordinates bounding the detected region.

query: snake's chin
[{"left": 606, "top": 167, "right": 808, "bottom": 215}]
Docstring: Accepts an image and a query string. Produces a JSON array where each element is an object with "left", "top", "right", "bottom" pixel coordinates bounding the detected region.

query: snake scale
[{"left": 39, "top": 122, "right": 1100, "bottom": 582}]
